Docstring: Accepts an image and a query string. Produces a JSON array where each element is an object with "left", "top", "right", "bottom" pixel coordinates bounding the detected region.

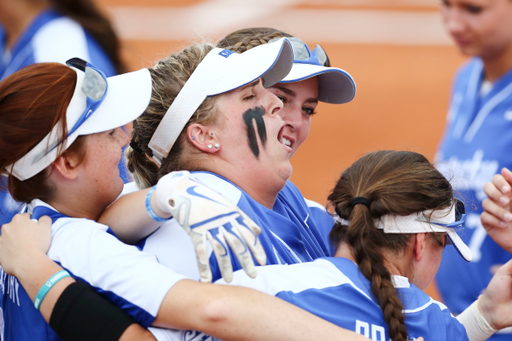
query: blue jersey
[
  {"left": 139, "top": 172, "right": 333, "bottom": 282},
  {"left": 0, "top": 9, "right": 129, "bottom": 226},
  {"left": 436, "top": 58, "right": 512, "bottom": 339},
  {"left": 0, "top": 200, "right": 186, "bottom": 341},
  {"left": 179, "top": 258, "right": 469, "bottom": 341}
]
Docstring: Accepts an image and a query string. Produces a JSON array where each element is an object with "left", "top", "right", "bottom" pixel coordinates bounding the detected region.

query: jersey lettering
[
  {"left": 372, "top": 324, "right": 386, "bottom": 341},
  {"left": 466, "top": 213, "right": 487, "bottom": 262},
  {"left": 355, "top": 320, "right": 370, "bottom": 338},
  {"left": 436, "top": 150, "right": 499, "bottom": 202},
  {"left": 1, "top": 268, "right": 20, "bottom": 306},
  {"left": 356, "top": 320, "right": 389, "bottom": 341},
  {"left": 182, "top": 330, "right": 214, "bottom": 341}
]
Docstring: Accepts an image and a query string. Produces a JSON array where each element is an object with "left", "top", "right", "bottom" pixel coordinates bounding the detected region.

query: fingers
[
  {"left": 502, "top": 167, "right": 512, "bottom": 184},
  {"left": 207, "top": 229, "right": 233, "bottom": 283},
  {"left": 482, "top": 199, "right": 512, "bottom": 228},
  {"left": 237, "top": 211, "right": 266, "bottom": 266},
  {"left": 221, "top": 224, "right": 258, "bottom": 279},
  {"left": 193, "top": 233, "right": 213, "bottom": 283},
  {"left": 237, "top": 225, "right": 266, "bottom": 266},
  {"left": 484, "top": 178, "right": 510, "bottom": 205}
]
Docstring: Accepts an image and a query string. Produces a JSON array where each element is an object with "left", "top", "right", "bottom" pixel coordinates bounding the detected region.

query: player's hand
[
  {"left": 0, "top": 213, "right": 52, "bottom": 276},
  {"left": 481, "top": 168, "right": 512, "bottom": 252},
  {"left": 478, "top": 259, "right": 512, "bottom": 330},
  {"left": 154, "top": 171, "right": 267, "bottom": 283}
]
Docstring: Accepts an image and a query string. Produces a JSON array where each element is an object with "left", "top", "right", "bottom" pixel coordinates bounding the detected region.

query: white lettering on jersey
[
  {"left": 182, "top": 330, "right": 214, "bottom": 341},
  {"left": 0, "top": 306, "right": 3, "bottom": 341},
  {"left": 356, "top": 320, "right": 370, "bottom": 338},
  {"left": 437, "top": 149, "right": 499, "bottom": 201},
  {"left": 1, "top": 268, "right": 21, "bottom": 306},
  {"left": 372, "top": 324, "right": 386, "bottom": 341}
]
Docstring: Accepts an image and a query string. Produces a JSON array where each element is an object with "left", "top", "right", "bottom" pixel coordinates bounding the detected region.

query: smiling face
[
  {"left": 213, "top": 79, "right": 293, "bottom": 206},
  {"left": 441, "top": 0, "right": 512, "bottom": 60},
  {"left": 268, "top": 77, "right": 319, "bottom": 157}
]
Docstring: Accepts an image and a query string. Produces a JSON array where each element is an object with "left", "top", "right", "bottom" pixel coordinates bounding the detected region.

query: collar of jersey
[{"left": 28, "top": 199, "right": 69, "bottom": 222}]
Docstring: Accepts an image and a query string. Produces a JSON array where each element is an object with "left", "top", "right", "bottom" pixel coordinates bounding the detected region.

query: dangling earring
[
  {"left": 207, "top": 144, "right": 213, "bottom": 149},
  {"left": 214, "top": 143, "right": 220, "bottom": 149}
]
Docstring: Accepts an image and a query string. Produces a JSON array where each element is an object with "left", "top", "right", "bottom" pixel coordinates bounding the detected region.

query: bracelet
[
  {"left": 146, "top": 186, "right": 171, "bottom": 222},
  {"left": 34, "top": 270, "right": 71, "bottom": 310}
]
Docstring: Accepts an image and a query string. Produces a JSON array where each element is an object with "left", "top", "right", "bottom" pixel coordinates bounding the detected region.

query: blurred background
[
  {"left": 98, "top": 0, "right": 466, "bottom": 206},
  {"left": 98, "top": 0, "right": 467, "bottom": 298}
]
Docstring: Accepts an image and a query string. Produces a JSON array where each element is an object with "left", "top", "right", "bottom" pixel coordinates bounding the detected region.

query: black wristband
[{"left": 50, "top": 281, "right": 136, "bottom": 341}]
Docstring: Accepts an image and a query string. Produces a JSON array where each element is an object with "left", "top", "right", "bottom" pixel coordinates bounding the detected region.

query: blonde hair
[
  {"left": 126, "top": 43, "right": 220, "bottom": 188},
  {"left": 217, "top": 27, "right": 292, "bottom": 53}
]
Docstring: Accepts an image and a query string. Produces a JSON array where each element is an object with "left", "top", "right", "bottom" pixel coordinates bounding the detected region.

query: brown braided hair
[
  {"left": 217, "top": 27, "right": 292, "bottom": 53},
  {"left": 327, "top": 150, "right": 453, "bottom": 341}
]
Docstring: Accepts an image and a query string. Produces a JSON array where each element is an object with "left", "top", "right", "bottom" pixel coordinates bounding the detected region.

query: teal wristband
[{"left": 34, "top": 270, "right": 70, "bottom": 310}]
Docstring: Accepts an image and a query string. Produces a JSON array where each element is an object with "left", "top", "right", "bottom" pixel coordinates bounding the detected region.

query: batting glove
[{"left": 154, "top": 171, "right": 267, "bottom": 283}]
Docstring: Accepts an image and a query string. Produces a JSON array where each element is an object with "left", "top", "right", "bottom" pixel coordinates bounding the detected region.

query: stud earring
[
  {"left": 191, "top": 136, "right": 195, "bottom": 140},
  {"left": 207, "top": 144, "right": 213, "bottom": 149},
  {"left": 214, "top": 143, "right": 220, "bottom": 149},
  {"left": 210, "top": 133, "right": 214, "bottom": 136}
]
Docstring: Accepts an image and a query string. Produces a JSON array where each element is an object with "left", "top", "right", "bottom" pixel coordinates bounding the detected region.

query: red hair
[{"left": 0, "top": 63, "right": 85, "bottom": 203}]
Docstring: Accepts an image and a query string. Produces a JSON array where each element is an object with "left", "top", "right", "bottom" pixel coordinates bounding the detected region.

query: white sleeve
[
  {"left": 48, "top": 218, "right": 187, "bottom": 321},
  {"left": 32, "top": 17, "right": 90, "bottom": 63}
]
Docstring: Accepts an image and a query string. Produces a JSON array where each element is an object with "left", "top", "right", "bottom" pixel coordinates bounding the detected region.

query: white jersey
[{"left": 0, "top": 199, "right": 187, "bottom": 341}]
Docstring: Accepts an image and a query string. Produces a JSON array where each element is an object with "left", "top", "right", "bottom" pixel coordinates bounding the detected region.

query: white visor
[
  {"left": 5, "top": 67, "right": 152, "bottom": 181},
  {"left": 148, "top": 37, "right": 293, "bottom": 166},
  {"left": 281, "top": 63, "right": 356, "bottom": 104},
  {"left": 375, "top": 205, "right": 472, "bottom": 262}
]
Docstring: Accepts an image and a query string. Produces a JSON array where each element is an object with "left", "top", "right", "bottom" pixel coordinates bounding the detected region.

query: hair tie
[
  {"left": 352, "top": 197, "right": 371, "bottom": 209},
  {"left": 130, "top": 139, "right": 144, "bottom": 154}
]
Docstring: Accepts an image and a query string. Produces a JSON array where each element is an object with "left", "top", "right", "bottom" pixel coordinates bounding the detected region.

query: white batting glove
[{"left": 154, "top": 171, "right": 267, "bottom": 283}]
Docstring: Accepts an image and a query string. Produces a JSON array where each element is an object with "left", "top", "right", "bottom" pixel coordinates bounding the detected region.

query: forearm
[
  {"left": 99, "top": 188, "right": 169, "bottom": 244},
  {"left": 10, "top": 251, "right": 74, "bottom": 322},
  {"left": 155, "top": 279, "right": 367, "bottom": 341}
]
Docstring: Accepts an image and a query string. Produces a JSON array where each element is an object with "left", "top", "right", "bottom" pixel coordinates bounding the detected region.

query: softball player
[
  {"left": 168, "top": 151, "right": 512, "bottom": 341},
  {"left": 435, "top": 2, "right": 512, "bottom": 339},
  {"left": 101, "top": 29, "right": 356, "bottom": 282},
  {"left": 0, "top": 0, "right": 129, "bottom": 226},
  {"left": 0, "top": 40, "right": 365, "bottom": 341}
]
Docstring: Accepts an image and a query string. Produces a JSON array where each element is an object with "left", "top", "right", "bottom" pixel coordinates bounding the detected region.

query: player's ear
[
  {"left": 52, "top": 151, "right": 81, "bottom": 180},
  {"left": 412, "top": 233, "right": 426, "bottom": 262},
  {"left": 187, "top": 124, "right": 220, "bottom": 154}
]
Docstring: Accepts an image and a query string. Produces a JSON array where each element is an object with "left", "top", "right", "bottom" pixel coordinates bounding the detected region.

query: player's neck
[{"left": 335, "top": 242, "right": 408, "bottom": 277}]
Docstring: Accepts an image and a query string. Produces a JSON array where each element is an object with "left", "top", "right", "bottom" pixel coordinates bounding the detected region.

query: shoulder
[
  {"left": 32, "top": 15, "right": 91, "bottom": 63},
  {"left": 192, "top": 172, "right": 243, "bottom": 205},
  {"left": 218, "top": 258, "right": 366, "bottom": 297}
]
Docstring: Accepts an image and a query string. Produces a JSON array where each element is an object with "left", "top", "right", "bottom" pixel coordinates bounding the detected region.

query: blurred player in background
[
  {"left": 435, "top": 1, "right": 512, "bottom": 339},
  {"left": 0, "top": 0, "right": 128, "bottom": 226}
]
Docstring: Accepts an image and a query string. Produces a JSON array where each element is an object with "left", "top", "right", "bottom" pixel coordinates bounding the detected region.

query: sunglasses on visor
[
  {"left": 269, "top": 37, "right": 330, "bottom": 67},
  {"left": 65, "top": 58, "right": 108, "bottom": 137},
  {"left": 418, "top": 199, "right": 466, "bottom": 230},
  {"left": 32, "top": 58, "right": 108, "bottom": 163}
]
